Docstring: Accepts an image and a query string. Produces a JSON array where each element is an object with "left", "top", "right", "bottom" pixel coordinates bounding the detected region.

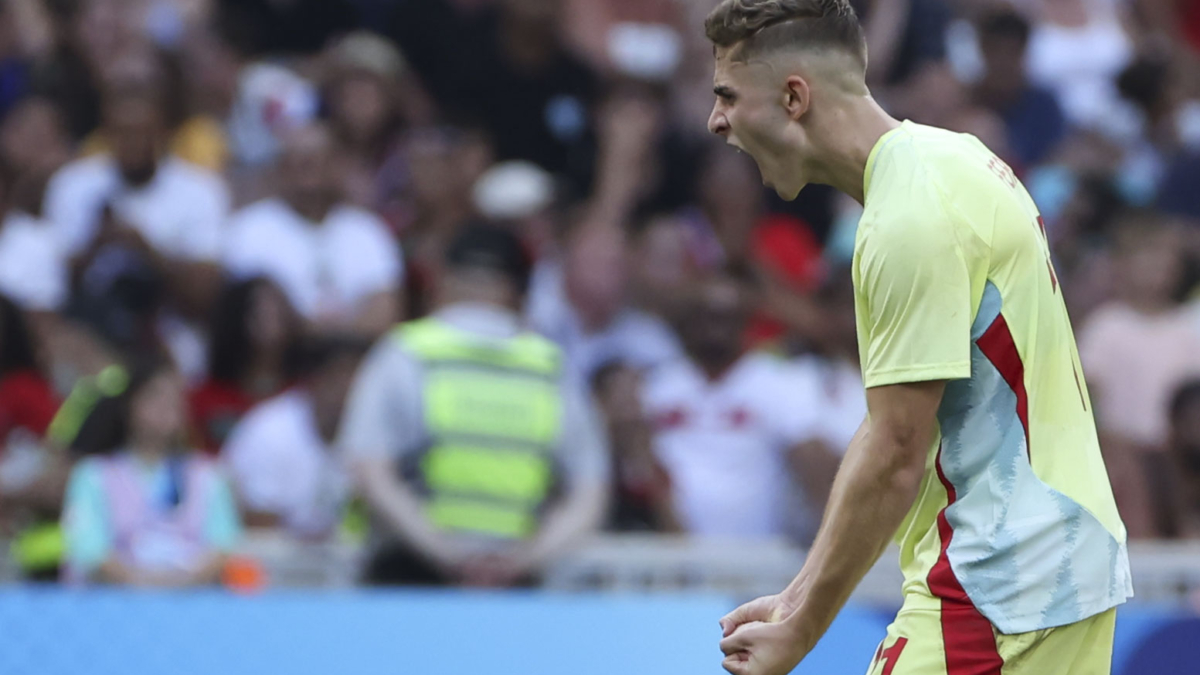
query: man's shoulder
[
  {"left": 641, "top": 358, "right": 702, "bottom": 401},
  {"left": 160, "top": 156, "right": 225, "bottom": 192},
  {"left": 228, "top": 199, "right": 295, "bottom": 234},
  {"left": 326, "top": 205, "right": 394, "bottom": 242},
  {"left": 48, "top": 155, "right": 115, "bottom": 193}
]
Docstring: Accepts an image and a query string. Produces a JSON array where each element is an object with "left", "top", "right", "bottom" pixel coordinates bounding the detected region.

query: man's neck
[
  {"left": 694, "top": 353, "right": 743, "bottom": 382},
  {"left": 812, "top": 96, "right": 900, "bottom": 205},
  {"left": 284, "top": 195, "right": 335, "bottom": 224}
]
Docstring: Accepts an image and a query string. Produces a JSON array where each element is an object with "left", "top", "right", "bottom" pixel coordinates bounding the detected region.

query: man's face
[
  {"left": 979, "top": 35, "right": 1025, "bottom": 95},
  {"left": 279, "top": 129, "right": 339, "bottom": 206},
  {"left": 105, "top": 99, "right": 164, "bottom": 186},
  {"left": 683, "top": 276, "right": 749, "bottom": 365},
  {"left": 708, "top": 47, "right": 807, "bottom": 200}
]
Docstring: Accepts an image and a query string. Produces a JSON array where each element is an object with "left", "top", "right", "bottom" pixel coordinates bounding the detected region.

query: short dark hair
[
  {"left": 445, "top": 223, "right": 533, "bottom": 294},
  {"left": 978, "top": 9, "right": 1031, "bottom": 45},
  {"left": 705, "top": 0, "right": 866, "bottom": 66},
  {"left": 207, "top": 277, "right": 304, "bottom": 384}
]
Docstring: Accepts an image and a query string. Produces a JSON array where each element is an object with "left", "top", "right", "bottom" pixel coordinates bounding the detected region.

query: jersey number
[
  {"left": 1034, "top": 216, "right": 1058, "bottom": 294},
  {"left": 872, "top": 637, "right": 908, "bottom": 675}
]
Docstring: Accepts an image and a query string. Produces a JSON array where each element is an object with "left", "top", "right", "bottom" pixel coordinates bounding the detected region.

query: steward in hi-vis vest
[{"left": 338, "top": 225, "right": 608, "bottom": 587}]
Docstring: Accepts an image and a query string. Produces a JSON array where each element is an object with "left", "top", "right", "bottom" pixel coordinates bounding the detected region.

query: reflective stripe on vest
[{"left": 396, "top": 318, "right": 563, "bottom": 539}]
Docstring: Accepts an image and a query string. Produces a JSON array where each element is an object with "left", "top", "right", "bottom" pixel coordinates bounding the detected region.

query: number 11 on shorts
[{"left": 870, "top": 637, "right": 908, "bottom": 675}]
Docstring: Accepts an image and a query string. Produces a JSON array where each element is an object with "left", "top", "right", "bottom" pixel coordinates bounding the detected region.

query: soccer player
[{"left": 703, "top": 2, "right": 1132, "bottom": 675}]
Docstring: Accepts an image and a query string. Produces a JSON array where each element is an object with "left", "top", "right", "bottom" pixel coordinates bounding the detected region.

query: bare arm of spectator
[
  {"left": 521, "top": 386, "right": 610, "bottom": 568},
  {"left": 587, "top": 92, "right": 662, "bottom": 226},
  {"left": 355, "top": 457, "right": 469, "bottom": 572},
  {"left": 863, "top": 0, "right": 912, "bottom": 88},
  {"left": 340, "top": 341, "right": 467, "bottom": 573},
  {"left": 599, "top": 365, "right": 681, "bottom": 532},
  {"left": 465, "top": 384, "right": 611, "bottom": 585}
]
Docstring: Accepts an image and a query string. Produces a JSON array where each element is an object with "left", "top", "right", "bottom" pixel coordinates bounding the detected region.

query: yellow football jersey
[{"left": 853, "top": 121, "right": 1132, "bottom": 635}]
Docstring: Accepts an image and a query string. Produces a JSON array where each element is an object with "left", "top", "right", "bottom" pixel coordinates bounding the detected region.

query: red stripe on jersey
[
  {"left": 926, "top": 444, "right": 1004, "bottom": 675},
  {"left": 976, "top": 313, "right": 1030, "bottom": 459}
]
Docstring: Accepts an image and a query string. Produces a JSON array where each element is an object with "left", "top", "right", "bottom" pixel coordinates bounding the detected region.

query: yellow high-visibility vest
[{"left": 396, "top": 318, "right": 564, "bottom": 539}]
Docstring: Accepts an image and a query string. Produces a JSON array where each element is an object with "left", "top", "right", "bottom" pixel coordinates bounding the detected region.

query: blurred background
[{"left": 0, "top": 0, "right": 1198, "bottom": 673}]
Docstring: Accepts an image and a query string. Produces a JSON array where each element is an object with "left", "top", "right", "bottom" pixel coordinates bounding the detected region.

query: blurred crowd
[{"left": 0, "top": 0, "right": 1198, "bottom": 589}]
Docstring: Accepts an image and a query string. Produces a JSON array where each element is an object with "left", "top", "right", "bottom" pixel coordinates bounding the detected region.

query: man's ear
[{"left": 784, "top": 75, "right": 810, "bottom": 120}]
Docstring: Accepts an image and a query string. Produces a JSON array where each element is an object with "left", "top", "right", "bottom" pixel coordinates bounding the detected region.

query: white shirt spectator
[
  {"left": 526, "top": 260, "right": 682, "bottom": 380},
  {"left": 44, "top": 154, "right": 229, "bottom": 261},
  {"left": 787, "top": 355, "right": 867, "bottom": 451},
  {"left": 224, "top": 198, "right": 402, "bottom": 322},
  {"left": 223, "top": 390, "right": 350, "bottom": 538},
  {"left": 1026, "top": 0, "right": 1132, "bottom": 134},
  {"left": 0, "top": 212, "right": 67, "bottom": 311},
  {"left": 641, "top": 352, "right": 835, "bottom": 539}
]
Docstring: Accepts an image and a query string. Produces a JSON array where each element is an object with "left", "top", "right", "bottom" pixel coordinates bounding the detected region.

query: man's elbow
[{"left": 869, "top": 423, "right": 931, "bottom": 493}]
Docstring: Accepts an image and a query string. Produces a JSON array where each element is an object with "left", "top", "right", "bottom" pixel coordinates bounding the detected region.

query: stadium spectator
[
  {"left": 639, "top": 268, "right": 841, "bottom": 542},
  {"left": 561, "top": 0, "right": 684, "bottom": 77},
  {"left": 1079, "top": 216, "right": 1200, "bottom": 536},
  {"left": 0, "top": 96, "right": 71, "bottom": 184},
  {"left": 322, "top": 31, "right": 431, "bottom": 210},
  {"left": 973, "top": 7, "right": 1067, "bottom": 169},
  {"left": 44, "top": 86, "right": 229, "bottom": 322},
  {"left": 1025, "top": 0, "right": 1134, "bottom": 134},
  {"left": 341, "top": 224, "right": 608, "bottom": 587},
  {"left": 627, "top": 211, "right": 702, "bottom": 327},
  {"left": 1166, "top": 380, "right": 1200, "bottom": 539},
  {"left": 527, "top": 220, "right": 681, "bottom": 382},
  {"left": 391, "top": 0, "right": 599, "bottom": 192},
  {"left": 591, "top": 361, "right": 678, "bottom": 532},
  {"left": 61, "top": 360, "right": 241, "bottom": 586},
  {"left": 857, "top": 0, "right": 952, "bottom": 88},
  {"left": 1158, "top": 149, "right": 1200, "bottom": 222},
  {"left": 395, "top": 123, "right": 493, "bottom": 317},
  {"left": 223, "top": 123, "right": 403, "bottom": 337},
  {"left": 694, "top": 148, "right": 828, "bottom": 347},
  {"left": 223, "top": 337, "right": 364, "bottom": 539},
  {"left": 0, "top": 147, "right": 66, "bottom": 313},
  {"left": 189, "top": 277, "right": 303, "bottom": 455},
  {"left": 0, "top": 294, "right": 64, "bottom": 567}
]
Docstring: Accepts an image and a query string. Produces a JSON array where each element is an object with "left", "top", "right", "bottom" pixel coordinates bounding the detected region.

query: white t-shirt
[
  {"left": 0, "top": 212, "right": 67, "bottom": 311},
  {"left": 1026, "top": 0, "right": 1132, "bottom": 133},
  {"left": 786, "top": 355, "right": 867, "bottom": 451},
  {"left": 640, "top": 352, "right": 832, "bottom": 538},
  {"left": 44, "top": 155, "right": 230, "bottom": 261},
  {"left": 526, "top": 260, "right": 682, "bottom": 380},
  {"left": 223, "top": 390, "right": 350, "bottom": 538},
  {"left": 223, "top": 198, "right": 403, "bottom": 321}
]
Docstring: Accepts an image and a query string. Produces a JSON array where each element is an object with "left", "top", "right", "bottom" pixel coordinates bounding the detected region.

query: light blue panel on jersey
[{"left": 937, "top": 281, "right": 1131, "bottom": 634}]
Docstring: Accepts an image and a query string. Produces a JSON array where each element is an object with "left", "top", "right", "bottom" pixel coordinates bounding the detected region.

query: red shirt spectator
[
  {"left": 0, "top": 369, "right": 58, "bottom": 450},
  {"left": 0, "top": 294, "right": 58, "bottom": 455}
]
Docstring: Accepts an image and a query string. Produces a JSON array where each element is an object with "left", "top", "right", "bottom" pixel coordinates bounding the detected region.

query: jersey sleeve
[{"left": 855, "top": 209, "right": 974, "bottom": 388}]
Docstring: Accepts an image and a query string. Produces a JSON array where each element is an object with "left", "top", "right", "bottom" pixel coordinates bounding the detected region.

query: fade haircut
[{"left": 705, "top": 0, "right": 866, "bottom": 69}]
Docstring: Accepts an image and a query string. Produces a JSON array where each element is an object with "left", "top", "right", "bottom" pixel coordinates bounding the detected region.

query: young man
[{"left": 704, "top": 2, "right": 1131, "bottom": 675}]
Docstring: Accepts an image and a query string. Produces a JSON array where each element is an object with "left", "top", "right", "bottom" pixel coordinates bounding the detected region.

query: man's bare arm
[
  {"left": 771, "top": 380, "right": 942, "bottom": 650},
  {"left": 520, "top": 480, "right": 607, "bottom": 569},
  {"left": 354, "top": 457, "right": 463, "bottom": 568}
]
